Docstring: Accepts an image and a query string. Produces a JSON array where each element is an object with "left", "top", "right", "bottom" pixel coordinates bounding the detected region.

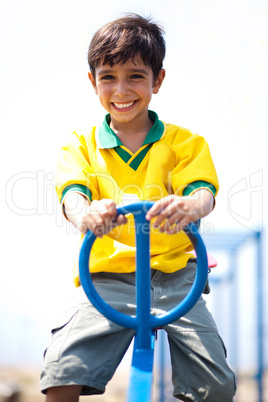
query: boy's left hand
[{"left": 145, "top": 190, "right": 214, "bottom": 234}]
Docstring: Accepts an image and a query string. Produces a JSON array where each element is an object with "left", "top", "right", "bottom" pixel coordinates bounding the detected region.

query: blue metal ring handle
[{"left": 79, "top": 201, "right": 208, "bottom": 330}]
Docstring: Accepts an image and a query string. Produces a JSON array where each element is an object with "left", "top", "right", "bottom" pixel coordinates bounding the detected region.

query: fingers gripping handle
[{"left": 79, "top": 201, "right": 208, "bottom": 330}]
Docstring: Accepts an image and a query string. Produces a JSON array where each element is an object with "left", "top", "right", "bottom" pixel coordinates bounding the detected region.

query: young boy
[{"left": 41, "top": 14, "right": 236, "bottom": 401}]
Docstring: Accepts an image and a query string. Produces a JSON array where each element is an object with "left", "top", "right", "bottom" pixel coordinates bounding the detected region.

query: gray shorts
[{"left": 40, "top": 261, "right": 236, "bottom": 401}]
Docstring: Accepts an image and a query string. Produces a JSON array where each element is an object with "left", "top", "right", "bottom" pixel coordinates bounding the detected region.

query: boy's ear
[
  {"left": 88, "top": 71, "right": 98, "bottom": 94},
  {"left": 153, "top": 69, "right": 165, "bottom": 94}
]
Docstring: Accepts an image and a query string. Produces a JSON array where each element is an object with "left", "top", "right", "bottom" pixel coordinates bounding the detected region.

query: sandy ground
[
  {"left": 0, "top": 366, "right": 129, "bottom": 402},
  {"left": 0, "top": 366, "right": 267, "bottom": 402}
]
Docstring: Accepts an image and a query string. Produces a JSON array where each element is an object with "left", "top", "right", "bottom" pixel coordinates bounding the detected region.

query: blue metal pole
[
  {"left": 158, "top": 329, "right": 166, "bottom": 402},
  {"left": 127, "top": 332, "right": 156, "bottom": 402},
  {"left": 127, "top": 205, "right": 156, "bottom": 402},
  {"left": 256, "top": 231, "right": 263, "bottom": 402},
  {"left": 127, "top": 209, "right": 155, "bottom": 402},
  {"left": 230, "top": 249, "right": 238, "bottom": 374},
  {"left": 134, "top": 211, "right": 152, "bottom": 349}
]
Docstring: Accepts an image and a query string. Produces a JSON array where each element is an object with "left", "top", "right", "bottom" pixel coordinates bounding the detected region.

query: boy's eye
[
  {"left": 131, "top": 74, "right": 143, "bottom": 79},
  {"left": 101, "top": 75, "right": 114, "bottom": 80}
]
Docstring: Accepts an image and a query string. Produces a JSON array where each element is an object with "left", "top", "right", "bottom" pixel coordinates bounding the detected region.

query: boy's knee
[
  {"left": 175, "top": 371, "right": 236, "bottom": 401},
  {"left": 45, "top": 385, "right": 82, "bottom": 402},
  {"left": 204, "top": 370, "right": 236, "bottom": 401}
]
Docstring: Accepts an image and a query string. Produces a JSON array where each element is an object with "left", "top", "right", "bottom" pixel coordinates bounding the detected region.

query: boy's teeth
[{"left": 114, "top": 101, "right": 135, "bottom": 109}]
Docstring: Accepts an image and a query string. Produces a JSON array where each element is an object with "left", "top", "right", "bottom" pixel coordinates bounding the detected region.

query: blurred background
[{"left": 1, "top": 0, "right": 267, "bottom": 400}]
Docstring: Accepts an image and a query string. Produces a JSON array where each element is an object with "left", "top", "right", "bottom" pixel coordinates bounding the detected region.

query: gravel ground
[{"left": 0, "top": 366, "right": 267, "bottom": 402}]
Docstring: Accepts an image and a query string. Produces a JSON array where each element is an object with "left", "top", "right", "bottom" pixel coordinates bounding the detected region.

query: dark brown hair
[{"left": 88, "top": 14, "right": 166, "bottom": 81}]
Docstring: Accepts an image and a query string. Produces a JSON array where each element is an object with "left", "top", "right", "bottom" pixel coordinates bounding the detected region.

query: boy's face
[{"left": 88, "top": 59, "right": 165, "bottom": 127}]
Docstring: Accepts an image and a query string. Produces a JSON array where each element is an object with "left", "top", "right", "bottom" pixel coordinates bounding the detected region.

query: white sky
[{"left": 1, "top": 0, "right": 268, "bottom": 368}]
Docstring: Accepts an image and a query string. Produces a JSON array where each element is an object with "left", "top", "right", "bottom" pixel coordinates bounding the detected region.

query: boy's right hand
[
  {"left": 80, "top": 199, "right": 127, "bottom": 237},
  {"left": 64, "top": 193, "right": 127, "bottom": 237}
]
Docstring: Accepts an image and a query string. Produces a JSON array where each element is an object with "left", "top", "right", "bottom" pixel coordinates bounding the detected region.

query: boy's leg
[
  {"left": 41, "top": 273, "right": 136, "bottom": 396},
  {"left": 151, "top": 262, "right": 236, "bottom": 401},
  {"left": 167, "top": 329, "right": 236, "bottom": 401},
  {"left": 46, "top": 385, "right": 82, "bottom": 402}
]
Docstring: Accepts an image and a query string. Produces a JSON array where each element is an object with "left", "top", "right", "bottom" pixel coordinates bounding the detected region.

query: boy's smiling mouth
[{"left": 112, "top": 101, "right": 137, "bottom": 110}]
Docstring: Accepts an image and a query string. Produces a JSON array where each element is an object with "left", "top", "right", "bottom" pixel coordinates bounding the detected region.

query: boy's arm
[
  {"left": 146, "top": 189, "right": 214, "bottom": 234},
  {"left": 63, "top": 192, "right": 127, "bottom": 237}
]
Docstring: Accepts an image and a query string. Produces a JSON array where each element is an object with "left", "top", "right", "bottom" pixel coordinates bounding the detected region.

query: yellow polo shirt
[{"left": 56, "top": 111, "right": 219, "bottom": 286}]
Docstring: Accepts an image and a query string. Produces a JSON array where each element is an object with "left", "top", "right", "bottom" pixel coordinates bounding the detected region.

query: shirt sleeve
[
  {"left": 55, "top": 131, "right": 99, "bottom": 207},
  {"left": 171, "top": 132, "right": 219, "bottom": 197}
]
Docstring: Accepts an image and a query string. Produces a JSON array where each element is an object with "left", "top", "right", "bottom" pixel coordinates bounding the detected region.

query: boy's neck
[{"left": 110, "top": 111, "right": 153, "bottom": 154}]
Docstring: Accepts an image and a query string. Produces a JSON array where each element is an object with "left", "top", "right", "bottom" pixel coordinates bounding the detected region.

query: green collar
[{"left": 97, "top": 110, "right": 164, "bottom": 149}]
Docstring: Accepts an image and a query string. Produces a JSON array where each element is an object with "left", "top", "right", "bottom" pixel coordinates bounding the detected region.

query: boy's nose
[{"left": 114, "top": 79, "right": 130, "bottom": 96}]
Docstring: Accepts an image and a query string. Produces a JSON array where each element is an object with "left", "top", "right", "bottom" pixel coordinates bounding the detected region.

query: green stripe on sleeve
[
  {"left": 183, "top": 181, "right": 216, "bottom": 196},
  {"left": 61, "top": 184, "right": 92, "bottom": 203}
]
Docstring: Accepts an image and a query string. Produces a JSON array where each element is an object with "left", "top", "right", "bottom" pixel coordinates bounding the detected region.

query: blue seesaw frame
[{"left": 79, "top": 201, "right": 209, "bottom": 401}]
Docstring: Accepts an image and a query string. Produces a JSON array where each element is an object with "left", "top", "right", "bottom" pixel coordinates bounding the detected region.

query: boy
[{"left": 41, "top": 14, "right": 236, "bottom": 401}]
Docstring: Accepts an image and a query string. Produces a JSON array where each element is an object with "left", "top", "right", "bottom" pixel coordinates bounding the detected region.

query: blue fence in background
[{"left": 202, "top": 230, "right": 264, "bottom": 402}]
